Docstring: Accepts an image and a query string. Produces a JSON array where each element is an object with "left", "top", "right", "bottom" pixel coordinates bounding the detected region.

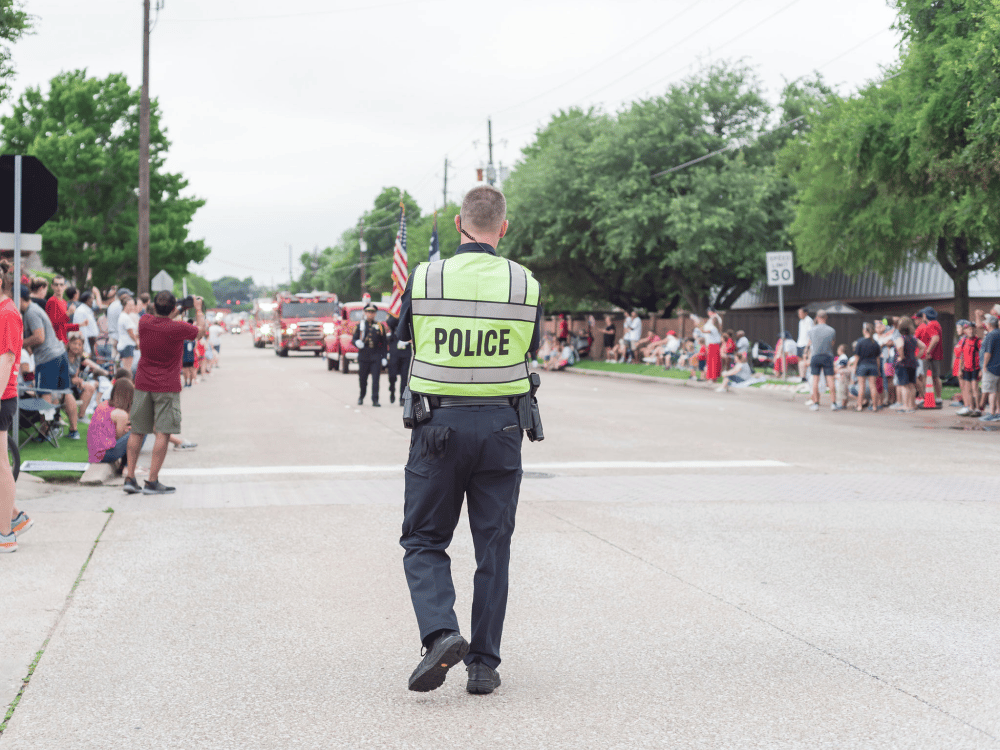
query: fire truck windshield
[
  {"left": 281, "top": 302, "right": 338, "bottom": 318},
  {"left": 256, "top": 310, "right": 275, "bottom": 320}
]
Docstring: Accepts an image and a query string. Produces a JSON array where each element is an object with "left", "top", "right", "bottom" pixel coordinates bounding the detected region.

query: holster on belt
[{"left": 516, "top": 372, "right": 544, "bottom": 442}]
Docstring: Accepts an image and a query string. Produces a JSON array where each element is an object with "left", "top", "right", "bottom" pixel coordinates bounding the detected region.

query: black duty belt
[{"left": 433, "top": 396, "right": 516, "bottom": 408}]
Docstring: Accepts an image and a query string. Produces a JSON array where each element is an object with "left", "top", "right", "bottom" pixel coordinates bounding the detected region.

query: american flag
[{"left": 388, "top": 204, "right": 407, "bottom": 317}]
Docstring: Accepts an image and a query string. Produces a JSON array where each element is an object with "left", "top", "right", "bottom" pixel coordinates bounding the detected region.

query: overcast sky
[{"left": 6, "top": 0, "right": 901, "bottom": 286}]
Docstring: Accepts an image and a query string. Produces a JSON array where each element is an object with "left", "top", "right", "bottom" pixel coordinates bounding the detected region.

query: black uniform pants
[
  {"left": 388, "top": 354, "right": 410, "bottom": 395},
  {"left": 400, "top": 404, "right": 523, "bottom": 670},
  {"left": 357, "top": 359, "right": 381, "bottom": 403}
]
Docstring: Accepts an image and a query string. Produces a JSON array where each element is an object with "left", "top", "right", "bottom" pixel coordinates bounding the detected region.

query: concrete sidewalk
[{"left": 2, "top": 475, "right": 998, "bottom": 749}]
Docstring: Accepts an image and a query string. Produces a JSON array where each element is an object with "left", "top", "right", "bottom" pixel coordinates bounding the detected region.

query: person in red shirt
[
  {"left": 122, "top": 293, "right": 205, "bottom": 495},
  {"left": 44, "top": 275, "right": 80, "bottom": 345},
  {"left": 958, "top": 320, "right": 981, "bottom": 416},
  {"left": 0, "top": 260, "right": 30, "bottom": 552},
  {"left": 914, "top": 307, "right": 943, "bottom": 406}
]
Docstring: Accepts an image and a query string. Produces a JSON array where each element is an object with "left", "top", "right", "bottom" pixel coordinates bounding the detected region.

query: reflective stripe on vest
[{"left": 409, "top": 253, "right": 539, "bottom": 397}]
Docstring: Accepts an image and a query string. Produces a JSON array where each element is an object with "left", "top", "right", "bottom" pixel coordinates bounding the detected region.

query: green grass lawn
[
  {"left": 17, "top": 418, "right": 90, "bottom": 480},
  {"left": 570, "top": 360, "right": 693, "bottom": 380}
]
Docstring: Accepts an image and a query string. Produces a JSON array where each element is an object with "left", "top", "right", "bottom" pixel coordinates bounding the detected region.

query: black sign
[{"left": 0, "top": 155, "right": 58, "bottom": 233}]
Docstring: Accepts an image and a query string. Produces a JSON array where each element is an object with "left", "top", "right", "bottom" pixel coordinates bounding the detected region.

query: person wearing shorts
[
  {"left": 807, "top": 309, "right": 838, "bottom": 410},
  {"left": 21, "top": 286, "right": 81, "bottom": 439},
  {"left": 978, "top": 315, "right": 1000, "bottom": 421},
  {"left": 0, "top": 260, "right": 30, "bottom": 552},
  {"left": 957, "top": 320, "right": 981, "bottom": 417},
  {"left": 122, "top": 293, "right": 204, "bottom": 496}
]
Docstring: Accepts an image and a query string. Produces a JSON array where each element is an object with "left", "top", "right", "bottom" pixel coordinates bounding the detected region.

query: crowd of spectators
[
  {"left": 11, "top": 272, "right": 210, "bottom": 464},
  {"left": 541, "top": 304, "right": 1000, "bottom": 420}
]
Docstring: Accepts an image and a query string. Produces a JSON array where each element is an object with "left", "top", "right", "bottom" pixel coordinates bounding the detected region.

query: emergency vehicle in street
[
  {"left": 274, "top": 291, "right": 340, "bottom": 357},
  {"left": 251, "top": 298, "right": 277, "bottom": 348},
  {"left": 324, "top": 298, "right": 391, "bottom": 372}
]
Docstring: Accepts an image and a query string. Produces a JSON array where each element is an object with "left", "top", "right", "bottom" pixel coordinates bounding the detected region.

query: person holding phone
[{"left": 122, "top": 292, "right": 204, "bottom": 495}]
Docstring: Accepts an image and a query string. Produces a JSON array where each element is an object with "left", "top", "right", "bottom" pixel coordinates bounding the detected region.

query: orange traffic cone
[{"left": 923, "top": 369, "right": 936, "bottom": 409}]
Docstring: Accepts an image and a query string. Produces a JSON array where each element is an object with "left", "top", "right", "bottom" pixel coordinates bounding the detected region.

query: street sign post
[
  {"left": 151, "top": 269, "right": 173, "bottom": 292},
  {"left": 3, "top": 154, "right": 59, "bottom": 446},
  {"left": 766, "top": 251, "right": 795, "bottom": 378}
]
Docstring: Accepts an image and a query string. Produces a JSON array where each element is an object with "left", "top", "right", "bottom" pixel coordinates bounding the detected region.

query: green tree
[
  {"left": 786, "top": 0, "right": 1000, "bottom": 321},
  {"left": 0, "top": 0, "right": 32, "bottom": 103},
  {"left": 172, "top": 273, "right": 217, "bottom": 309},
  {"left": 504, "top": 63, "right": 800, "bottom": 313},
  {"left": 0, "top": 70, "right": 210, "bottom": 290},
  {"left": 212, "top": 275, "right": 257, "bottom": 308}
]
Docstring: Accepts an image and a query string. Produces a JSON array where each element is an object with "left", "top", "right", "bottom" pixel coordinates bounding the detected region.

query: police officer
[
  {"left": 353, "top": 302, "right": 388, "bottom": 406},
  {"left": 386, "top": 316, "right": 411, "bottom": 406},
  {"left": 396, "top": 185, "right": 541, "bottom": 695}
]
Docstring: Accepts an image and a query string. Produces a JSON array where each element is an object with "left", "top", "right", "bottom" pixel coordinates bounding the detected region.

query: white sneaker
[
  {"left": 809, "top": 403, "right": 819, "bottom": 411},
  {"left": 804, "top": 398, "right": 815, "bottom": 406},
  {"left": 715, "top": 386, "right": 727, "bottom": 393},
  {"left": 957, "top": 407, "right": 971, "bottom": 416}
]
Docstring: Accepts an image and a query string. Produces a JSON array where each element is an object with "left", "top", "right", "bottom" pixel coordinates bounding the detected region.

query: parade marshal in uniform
[
  {"left": 396, "top": 185, "right": 542, "bottom": 695},
  {"left": 352, "top": 302, "right": 388, "bottom": 406}
]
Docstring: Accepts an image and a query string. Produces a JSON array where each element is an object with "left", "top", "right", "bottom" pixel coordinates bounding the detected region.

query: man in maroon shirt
[
  {"left": 915, "top": 307, "right": 944, "bottom": 406},
  {"left": 123, "top": 292, "right": 204, "bottom": 495},
  {"left": 45, "top": 275, "right": 80, "bottom": 345}
]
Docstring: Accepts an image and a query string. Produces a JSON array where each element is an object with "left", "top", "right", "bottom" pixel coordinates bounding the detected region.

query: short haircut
[
  {"left": 460, "top": 185, "right": 506, "bottom": 234},
  {"left": 816, "top": 309, "right": 828, "bottom": 320},
  {"left": 154, "top": 291, "right": 176, "bottom": 315},
  {"left": 114, "top": 367, "right": 132, "bottom": 382},
  {"left": 65, "top": 285, "right": 78, "bottom": 300},
  {"left": 987, "top": 315, "right": 999, "bottom": 329},
  {"left": 30, "top": 278, "right": 47, "bottom": 292},
  {"left": 79, "top": 291, "right": 92, "bottom": 304},
  {"left": 52, "top": 275, "right": 65, "bottom": 284},
  {"left": 139, "top": 292, "right": 150, "bottom": 303}
]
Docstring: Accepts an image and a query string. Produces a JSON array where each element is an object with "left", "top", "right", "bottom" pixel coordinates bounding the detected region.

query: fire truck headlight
[
  {"left": 260, "top": 324, "right": 271, "bottom": 334},
  {"left": 323, "top": 323, "right": 335, "bottom": 335}
]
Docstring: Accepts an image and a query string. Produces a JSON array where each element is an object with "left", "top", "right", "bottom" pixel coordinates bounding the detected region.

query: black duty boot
[
  {"left": 408, "top": 631, "right": 469, "bottom": 692},
  {"left": 466, "top": 662, "right": 501, "bottom": 694}
]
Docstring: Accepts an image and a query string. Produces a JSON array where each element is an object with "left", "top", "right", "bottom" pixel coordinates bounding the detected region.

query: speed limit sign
[{"left": 766, "top": 251, "right": 794, "bottom": 287}]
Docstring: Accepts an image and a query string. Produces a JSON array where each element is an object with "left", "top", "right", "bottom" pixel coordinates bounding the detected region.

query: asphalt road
[{"left": 3, "top": 333, "right": 998, "bottom": 749}]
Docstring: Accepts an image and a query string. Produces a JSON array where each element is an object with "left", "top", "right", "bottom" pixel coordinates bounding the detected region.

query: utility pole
[
  {"left": 486, "top": 119, "right": 496, "bottom": 185},
  {"left": 358, "top": 219, "right": 367, "bottom": 294},
  {"left": 137, "top": 0, "right": 152, "bottom": 295},
  {"left": 442, "top": 157, "right": 448, "bottom": 208}
]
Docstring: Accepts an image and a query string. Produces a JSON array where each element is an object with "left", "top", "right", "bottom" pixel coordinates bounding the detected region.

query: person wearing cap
[
  {"left": 658, "top": 329, "right": 680, "bottom": 368},
  {"left": 914, "top": 307, "right": 943, "bottom": 406},
  {"left": 395, "top": 185, "right": 542, "bottom": 695},
  {"left": 352, "top": 302, "right": 388, "bottom": 406},
  {"left": 957, "top": 319, "right": 982, "bottom": 417}
]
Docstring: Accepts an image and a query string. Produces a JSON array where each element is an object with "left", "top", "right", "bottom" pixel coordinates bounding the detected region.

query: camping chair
[{"left": 17, "top": 372, "right": 75, "bottom": 449}]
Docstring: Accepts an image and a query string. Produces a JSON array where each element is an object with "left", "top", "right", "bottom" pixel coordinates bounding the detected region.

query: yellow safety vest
[{"left": 409, "top": 252, "right": 540, "bottom": 397}]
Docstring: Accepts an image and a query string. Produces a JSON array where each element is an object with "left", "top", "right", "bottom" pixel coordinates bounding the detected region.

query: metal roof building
[{"left": 732, "top": 261, "right": 1000, "bottom": 312}]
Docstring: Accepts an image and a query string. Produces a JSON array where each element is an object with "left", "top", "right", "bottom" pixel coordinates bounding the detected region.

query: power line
[
  {"left": 492, "top": 0, "right": 703, "bottom": 117},
  {"left": 625, "top": 0, "right": 804, "bottom": 100},
  {"left": 572, "top": 0, "right": 754, "bottom": 102},
  {"left": 162, "top": 0, "right": 436, "bottom": 23}
]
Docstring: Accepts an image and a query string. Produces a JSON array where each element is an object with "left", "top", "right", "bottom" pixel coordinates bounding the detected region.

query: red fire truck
[
  {"left": 251, "top": 298, "right": 277, "bottom": 348},
  {"left": 274, "top": 291, "right": 340, "bottom": 357},
  {"left": 324, "top": 299, "right": 391, "bottom": 372}
]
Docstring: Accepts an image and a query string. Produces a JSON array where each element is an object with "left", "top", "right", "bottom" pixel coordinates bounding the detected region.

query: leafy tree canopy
[
  {"left": 785, "top": 0, "right": 1000, "bottom": 320},
  {"left": 172, "top": 272, "right": 217, "bottom": 309},
  {"left": 0, "top": 70, "right": 210, "bottom": 290},
  {"left": 0, "top": 0, "right": 32, "bottom": 103},
  {"left": 503, "top": 62, "right": 812, "bottom": 314}
]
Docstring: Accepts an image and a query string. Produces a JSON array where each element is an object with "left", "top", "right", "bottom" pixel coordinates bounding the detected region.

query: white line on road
[{"left": 160, "top": 459, "right": 790, "bottom": 477}]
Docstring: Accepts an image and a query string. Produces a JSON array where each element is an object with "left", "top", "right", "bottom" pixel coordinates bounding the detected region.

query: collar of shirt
[{"left": 455, "top": 242, "right": 497, "bottom": 256}]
